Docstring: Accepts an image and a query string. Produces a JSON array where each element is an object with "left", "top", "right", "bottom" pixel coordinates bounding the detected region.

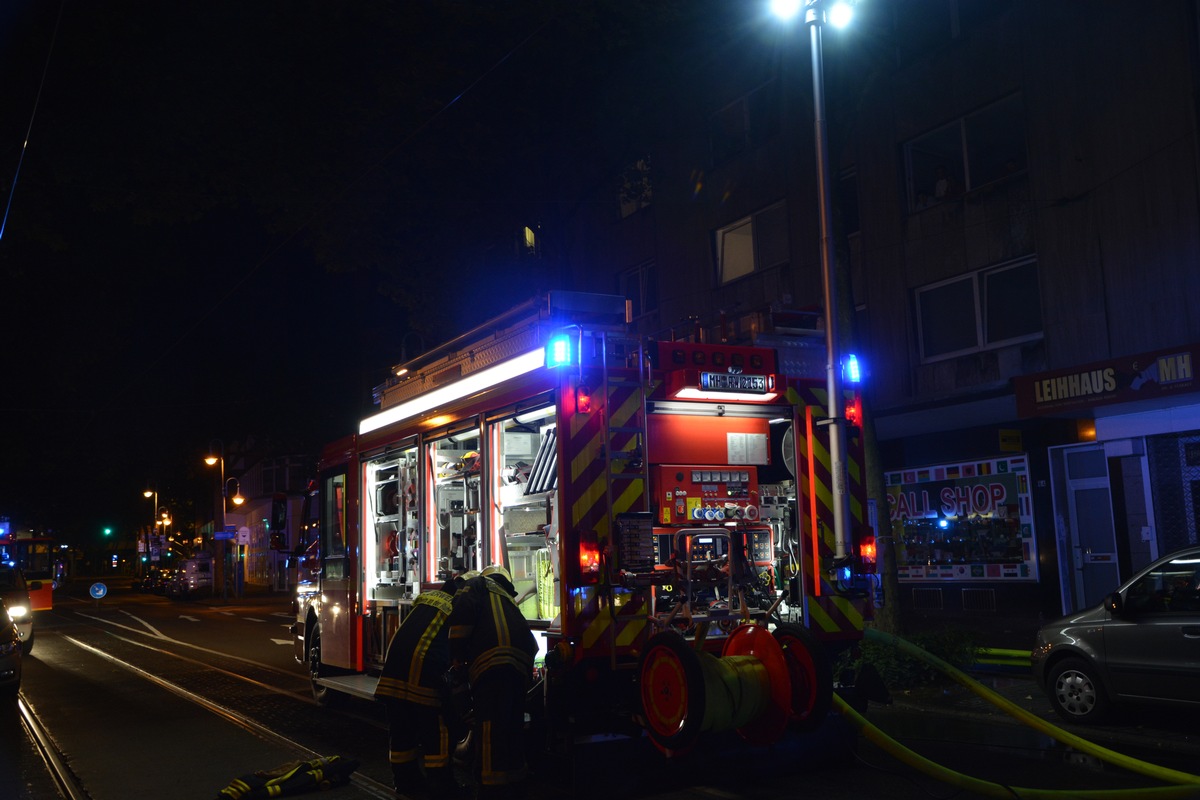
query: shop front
[
  {"left": 1015, "top": 344, "right": 1200, "bottom": 615},
  {"left": 886, "top": 454, "right": 1041, "bottom": 623}
]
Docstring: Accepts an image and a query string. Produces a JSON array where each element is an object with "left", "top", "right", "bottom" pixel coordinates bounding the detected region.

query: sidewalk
[{"left": 876, "top": 667, "right": 1200, "bottom": 766}]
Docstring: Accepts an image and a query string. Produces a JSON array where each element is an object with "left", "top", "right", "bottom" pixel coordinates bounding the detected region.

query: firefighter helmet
[
  {"left": 481, "top": 564, "right": 516, "bottom": 596},
  {"left": 481, "top": 564, "right": 511, "bottom": 583}
]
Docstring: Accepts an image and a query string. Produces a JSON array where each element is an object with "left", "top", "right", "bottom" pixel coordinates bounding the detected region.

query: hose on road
[{"left": 828, "top": 628, "right": 1200, "bottom": 799}]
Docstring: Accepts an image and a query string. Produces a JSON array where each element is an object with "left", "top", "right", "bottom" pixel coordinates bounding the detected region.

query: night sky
[{"left": 0, "top": 1, "right": 731, "bottom": 544}]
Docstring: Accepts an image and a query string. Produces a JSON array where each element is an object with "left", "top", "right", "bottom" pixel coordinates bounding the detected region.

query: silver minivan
[
  {"left": 1031, "top": 546, "right": 1200, "bottom": 723},
  {"left": 168, "top": 555, "right": 214, "bottom": 600}
]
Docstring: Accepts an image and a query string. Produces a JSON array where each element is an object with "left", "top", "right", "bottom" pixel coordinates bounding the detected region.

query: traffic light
[{"left": 103, "top": 527, "right": 113, "bottom": 537}]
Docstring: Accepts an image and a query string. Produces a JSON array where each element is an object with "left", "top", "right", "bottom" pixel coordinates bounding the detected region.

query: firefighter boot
[
  {"left": 392, "top": 761, "right": 427, "bottom": 800},
  {"left": 425, "top": 766, "right": 468, "bottom": 798}
]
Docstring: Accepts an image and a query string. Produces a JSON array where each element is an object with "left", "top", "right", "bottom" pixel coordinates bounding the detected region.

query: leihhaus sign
[{"left": 1014, "top": 344, "right": 1198, "bottom": 417}]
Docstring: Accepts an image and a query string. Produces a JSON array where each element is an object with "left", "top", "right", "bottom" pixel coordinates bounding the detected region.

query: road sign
[
  {"left": 89, "top": 582, "right": 107, "bottom": 599},
  {"left": 214, "top": 530, "right": 235, "bottom": 540}
]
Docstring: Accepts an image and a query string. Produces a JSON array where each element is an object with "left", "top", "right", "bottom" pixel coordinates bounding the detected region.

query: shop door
[{"left": 1060, "top": 445, "right": 1121, "bottom": 611}]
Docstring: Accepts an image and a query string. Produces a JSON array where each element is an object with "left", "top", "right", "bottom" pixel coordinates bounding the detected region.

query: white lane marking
[
  {"left": 244, "top": 617, "right": 266, "bottom": 623},
  {"left": 179, "top": 615, "right": 200, "bottom": 622},
  {"left": 75, "top": 611, "right": 169, "bottom": 640}
]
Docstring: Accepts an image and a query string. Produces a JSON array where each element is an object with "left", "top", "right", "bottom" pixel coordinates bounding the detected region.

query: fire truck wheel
[
  {"left": 638, "top": 632, "right": 705, "bottom": 755},
  {"left": 772, "top": 623, "right": 832, "bottom": 732},
  {"left": 308, "top": 625, "right": 343, "bottom": 707}
]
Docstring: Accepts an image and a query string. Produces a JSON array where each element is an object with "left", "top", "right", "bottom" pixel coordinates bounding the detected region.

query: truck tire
[
  {"left": 308, "top": 625, "right": 342, "bottom": 707},
  {"left": 772, "top": 623, "right": 832, "bottom": 732}
]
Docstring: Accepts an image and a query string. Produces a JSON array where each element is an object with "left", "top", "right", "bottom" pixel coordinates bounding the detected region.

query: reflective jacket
[
  {"left": 374, "top": 582, "right": 456, "bottom": 707},
  {"left": 447, "top": 575, "right": 536, "bottom": 683}
]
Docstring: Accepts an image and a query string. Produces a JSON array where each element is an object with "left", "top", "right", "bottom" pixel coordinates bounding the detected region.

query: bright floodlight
[
  {"left": 769, "top": 0, "right": 802, "bottom": 21},
  {"left": 829, "top": 1, "right": 854, "bottom": 28}
]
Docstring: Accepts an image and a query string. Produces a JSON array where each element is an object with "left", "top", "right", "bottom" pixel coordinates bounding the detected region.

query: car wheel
[
  {"left": 20, "top": 630, "right": 33, "bottom": 656},
  {"left": 1047, "top": 657, "right": 1109, "bottom": 723}
]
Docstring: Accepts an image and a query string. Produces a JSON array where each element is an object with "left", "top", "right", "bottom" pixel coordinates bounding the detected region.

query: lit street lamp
[
  {"left": 772, "top": 0, "right": 854, "bottom": 560},
  {"left": 205, "top": 441, "right": 235, "bottom": 600},
  {"left": 142, "top": 488, "right": 156, "bottom": 578}
]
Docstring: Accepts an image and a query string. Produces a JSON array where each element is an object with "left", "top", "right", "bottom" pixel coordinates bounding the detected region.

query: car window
[{"left": 1124, "top": 559, "right": 1200, "bottom": 615}]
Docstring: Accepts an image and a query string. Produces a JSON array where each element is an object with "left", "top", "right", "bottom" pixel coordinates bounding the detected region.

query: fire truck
[{"left": 292, "top": 292, "right": 874, "bottom": 755}]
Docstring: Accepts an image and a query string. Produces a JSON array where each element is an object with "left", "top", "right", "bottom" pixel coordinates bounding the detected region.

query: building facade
[{"left": 558, "top": 0, "right": 1200, "bottom": 630}]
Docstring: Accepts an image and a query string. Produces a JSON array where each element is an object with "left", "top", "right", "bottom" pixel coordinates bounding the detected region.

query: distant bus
[{"left": 0, "top": 535, "right": 62, "bottom": 611}]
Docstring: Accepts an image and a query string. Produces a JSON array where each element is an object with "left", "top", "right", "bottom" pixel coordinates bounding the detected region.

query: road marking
[
  {"left": 244, "top": 617, "right": 266, "bottom": 623},
  {"left": 179, "top": 615, "right": 199, "bottom": 622},
  {"left": 76, "top": 611, "right": 168, "bottom": 640},
  {"left": 270, "top": 638, "right": 292, "bottom": 646},
  {"left": 270, "top": 612, "right": 293, "bottom": 619}
]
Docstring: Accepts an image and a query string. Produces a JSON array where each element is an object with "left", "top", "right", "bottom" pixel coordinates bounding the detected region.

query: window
[
  {"left": 915, "top": 257, "right": 1041, "bottom": 361},
  {"left": 619, "top": 261, "right": 657, "bottom": 321},
  {"left": 716, "top": 202, "right": 788, "bottom": 285},
  {"left": 709, "top": 81, "right": 780, "bottom": 166},
  {"left": 618, "top": 157, "right": 652, "bottom": 219},
  {"left": 906, "top": 93, "right": 1026, "bottom": 211}
]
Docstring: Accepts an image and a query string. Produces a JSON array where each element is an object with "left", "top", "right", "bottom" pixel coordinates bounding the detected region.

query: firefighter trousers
[{"left": 470, "top": 669, "right": 528, "bottom": 789}]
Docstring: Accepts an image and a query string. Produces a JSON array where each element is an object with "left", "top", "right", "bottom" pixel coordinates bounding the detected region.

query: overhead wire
[{"left": 0, "top": 0, "right": 65, "bottom": 244}]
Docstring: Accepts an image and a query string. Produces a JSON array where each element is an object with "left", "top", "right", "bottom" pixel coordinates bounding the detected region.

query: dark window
[
  {"left": 709, "top": 81, "right": 780, "bottom": 166},
  {"left": 619, "top": 261, "right": 658, "bottom": 320},
  {"left": 915, "top": 257, "right": 1042, "bottom": 362},
  {"left": 906, "top": 94, "right": 1027, "bottom": 212}
]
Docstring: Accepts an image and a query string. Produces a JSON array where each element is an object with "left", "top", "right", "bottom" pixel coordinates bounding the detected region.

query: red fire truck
[{"left": 292, "top": 292, "right": 874, "bottom": 755}]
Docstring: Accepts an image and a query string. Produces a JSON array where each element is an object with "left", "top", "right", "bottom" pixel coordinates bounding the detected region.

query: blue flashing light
[
  {"left": 938, "top": 518, "right": 949, "bottom": 529},
  {"left": 843, "top": 353, "right": 862, "bottom": 384},
  {"left": 546, "top": 335, "right": 573, "bottom": 368}
]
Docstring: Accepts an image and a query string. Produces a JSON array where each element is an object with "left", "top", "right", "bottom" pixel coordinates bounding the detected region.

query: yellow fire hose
[{"left": 828, "top": 628, "right": 1200, "bottom": 799}]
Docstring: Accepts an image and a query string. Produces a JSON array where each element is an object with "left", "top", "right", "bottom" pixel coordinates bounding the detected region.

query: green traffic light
[{"left": 103, "top": 527, "right": 113, "bottom": 536}]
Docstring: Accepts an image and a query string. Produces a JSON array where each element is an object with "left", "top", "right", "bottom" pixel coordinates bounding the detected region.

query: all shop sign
[{"left": 890, "top": 482, "right": 1008, "bottom": 521}]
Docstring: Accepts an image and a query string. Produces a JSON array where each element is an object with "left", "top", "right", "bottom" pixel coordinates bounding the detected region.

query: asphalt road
[{"left": 3, "top": 582, "right": 1198, "bottom": 800}]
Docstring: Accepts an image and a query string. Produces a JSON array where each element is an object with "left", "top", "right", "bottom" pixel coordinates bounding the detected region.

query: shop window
[
  {"left": 915, "top": 256, "right": 1041, "bottom": 362},
  {"left": 619, "top": 261, "right": 657, "bottom": 321},
  {"left": 709, "top": 81, "right": 780, "bottom": 166},
  {"left": 906, "top": 93, "right": 1026, "bottom": 212},
  {"left": 716, "top": 201, "right": 789, "bottom": 285}
]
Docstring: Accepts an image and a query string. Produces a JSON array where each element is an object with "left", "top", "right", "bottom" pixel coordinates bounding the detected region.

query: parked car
[
  {"left": 0, "top": 564, "right": 38, "bottom": 654},
  {"left": 1031, "top": 545, "right": 1200, "bottom": 723},
  {"left": 0, "top": 600, "right": 22, "bottom": 696}
]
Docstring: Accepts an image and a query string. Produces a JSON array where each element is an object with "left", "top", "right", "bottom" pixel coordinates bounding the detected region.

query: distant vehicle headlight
[{"left": 6, "top": 605, "right": 28, "bottom": 619}]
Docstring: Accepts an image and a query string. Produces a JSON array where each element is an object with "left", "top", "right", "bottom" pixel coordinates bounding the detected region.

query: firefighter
[
  {"left": 375, "top": 573, "right": 473, "bottom": 800},
  {"left": 447, "top": 565, "right": 536, "bottom": 800}
]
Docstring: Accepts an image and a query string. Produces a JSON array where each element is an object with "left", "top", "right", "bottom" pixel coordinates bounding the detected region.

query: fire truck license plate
[{"left": 700, "top": 372, "right": 767, "bottom": 393}]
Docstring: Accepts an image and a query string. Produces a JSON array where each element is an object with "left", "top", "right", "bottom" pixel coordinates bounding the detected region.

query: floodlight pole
[{"left": 807, "top": 0, "right": 850, "bottom": 559}]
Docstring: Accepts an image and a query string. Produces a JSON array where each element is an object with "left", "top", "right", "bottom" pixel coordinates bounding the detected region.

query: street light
[
  {"left": 205, "top": 441, "right": 233, "bottom": 600},
  {"left": 142, "top": 487, "right": 157, "bottom": 577},
  {"left": 227, "top": 477, "right": 245, "bottom": 507},
  {"left": 772, "top": 0, "right": 854, "bottom": 560}
]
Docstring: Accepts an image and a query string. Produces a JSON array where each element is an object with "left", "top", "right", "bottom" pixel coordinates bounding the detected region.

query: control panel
[{"left": 653, "top": 464, "right": 760, "bottom": 525}]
